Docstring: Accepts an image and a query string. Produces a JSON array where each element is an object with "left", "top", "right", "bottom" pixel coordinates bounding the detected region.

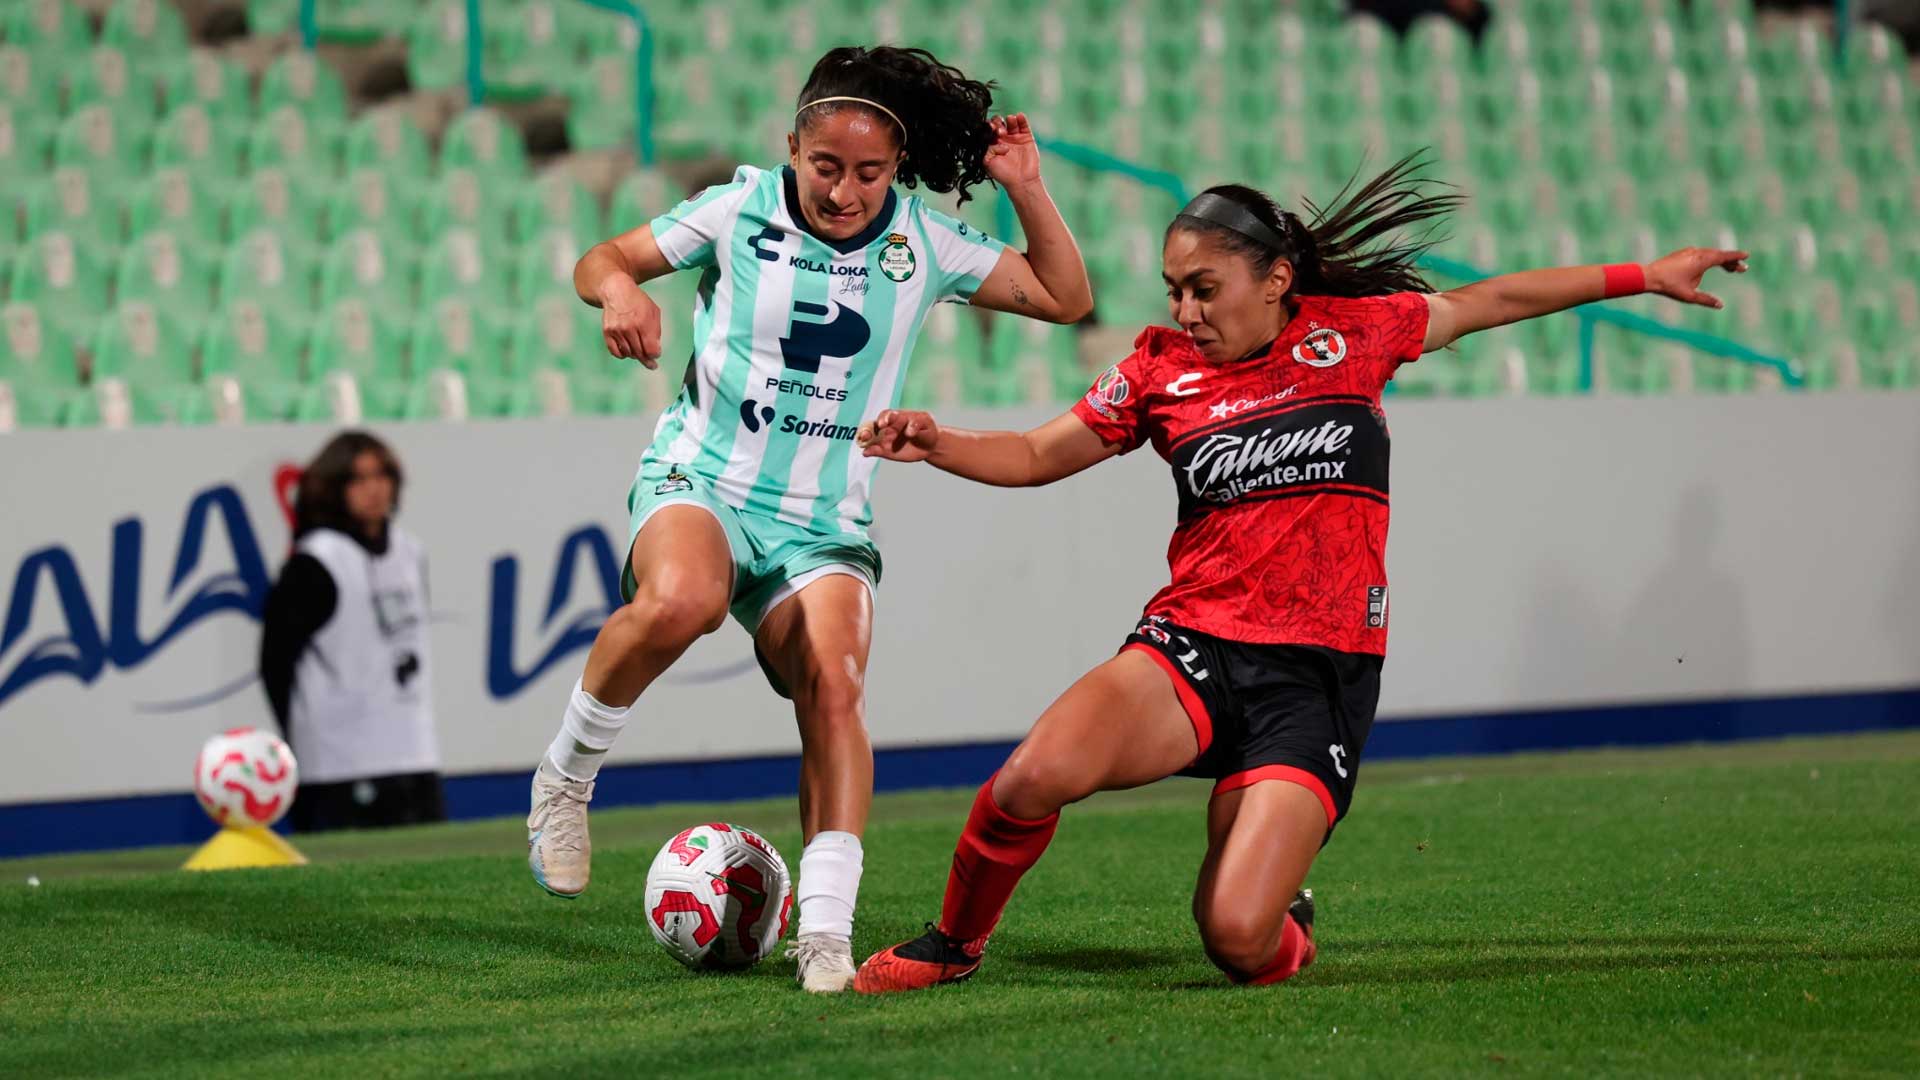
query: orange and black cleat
[{"left": 852, "top": 923, "right": 987, "bottom": 994}]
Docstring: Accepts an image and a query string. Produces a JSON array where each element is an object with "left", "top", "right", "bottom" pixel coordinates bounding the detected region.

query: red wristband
[{"left": 1602, "top": 263, "right": 1646, "bottom": 299}]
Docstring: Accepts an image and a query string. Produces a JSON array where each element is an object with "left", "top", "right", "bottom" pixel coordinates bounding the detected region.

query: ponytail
[
  {"left": 795, "top": 46, "right": 998, "bottom": 205},
  {"left": 1168, "top": 152, "right": 1464, "bottom": 298}
]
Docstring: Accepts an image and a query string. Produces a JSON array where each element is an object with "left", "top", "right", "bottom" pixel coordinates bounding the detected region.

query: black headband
[{"left": 1175, "top": 193, "right": 1292, "bottom": 256}]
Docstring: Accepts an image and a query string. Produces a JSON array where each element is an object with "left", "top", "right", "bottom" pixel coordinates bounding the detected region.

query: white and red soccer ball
[
  {"left": 644, "top": 822, "right": 793, "bottom": 970},
  {"left": 193, "top": 727, "right": 298, "bottom": 828}
]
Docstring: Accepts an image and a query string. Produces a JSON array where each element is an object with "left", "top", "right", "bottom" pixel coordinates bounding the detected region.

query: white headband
[{"left": 796, "top": 95, "right": 907, "bottom": 141}]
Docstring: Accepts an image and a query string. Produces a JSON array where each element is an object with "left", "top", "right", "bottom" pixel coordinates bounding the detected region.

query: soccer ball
[
  {"left": 193, "top": 727, "right": 298, "bottom": 828},
  {"left": 644, "top": 822, "right": 793, "bottom": 970}
]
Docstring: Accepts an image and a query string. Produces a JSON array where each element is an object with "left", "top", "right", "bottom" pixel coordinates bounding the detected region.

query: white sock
[
  {"left": 796, "top": 830, "right": 864, "bottom": 942},
  {"left": 544, "top": 679, "right": 630, "bottom": 782}
]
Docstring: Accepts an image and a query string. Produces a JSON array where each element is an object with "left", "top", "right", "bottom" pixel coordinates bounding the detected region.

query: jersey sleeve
[
  {"left": 1373, "top": 291, "right": 1431, "bottom": 372},
  {"left": 917, "top": 203, "right": 1008, "bottom": 304},
  {"left": 1069, "top": 351, "right": 1152, "bottom": 454},
  {"left": 647, "top": 166, "right": 761, "bottom": 271}
]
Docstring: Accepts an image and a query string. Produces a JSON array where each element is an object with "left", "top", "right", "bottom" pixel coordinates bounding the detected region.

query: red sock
[
  {"left": 938, "top": 774, "right": 1059, "bottom": 942},
  {"left": 1235, "top": 914, "right": 1314, "bottom": 986}
]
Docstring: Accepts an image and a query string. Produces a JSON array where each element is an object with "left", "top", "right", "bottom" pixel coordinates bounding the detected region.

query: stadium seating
[{"left": 0, "top": 0, "right": 1914, "bottom": 427}]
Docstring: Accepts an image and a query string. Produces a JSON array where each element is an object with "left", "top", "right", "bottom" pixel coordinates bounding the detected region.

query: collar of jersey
[{"left": 781, "top": 165, "right": 899, "bottom": 255}]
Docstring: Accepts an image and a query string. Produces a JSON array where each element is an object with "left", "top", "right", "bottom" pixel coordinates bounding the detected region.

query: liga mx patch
[
  {"left": 1366, "top": 586, "right": 1388, "bottom": 628},
  {"left": 656, "top": 467, "right": 693, "bottom": 495}
]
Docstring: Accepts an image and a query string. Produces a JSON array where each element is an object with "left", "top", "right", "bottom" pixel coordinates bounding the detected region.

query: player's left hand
[
  {"left": 983, "top": 113, "right": 1042, "bottom": 189},
  {"left": 1646, "top": 247, "right": 1749, "bottom": 309},
  {"left": 858, "top": 409, "right": 940, "bottom": 462}
]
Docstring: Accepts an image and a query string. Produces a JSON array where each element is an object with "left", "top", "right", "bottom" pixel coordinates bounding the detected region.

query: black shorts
[
  {"left": 1123, "top": 615, "right": 1381, "bottom": 831},
  {"left": 290, "top": 771, "right": 448, "bottom": 834}
]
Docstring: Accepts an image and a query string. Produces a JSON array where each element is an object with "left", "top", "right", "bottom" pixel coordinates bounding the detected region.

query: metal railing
[{"left": 1003, "top": 138, "right": 1804, "bottom": 391}]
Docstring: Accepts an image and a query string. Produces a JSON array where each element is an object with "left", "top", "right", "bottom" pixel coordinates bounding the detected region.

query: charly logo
[
  {"left": 1292, "top": 325, "right": 1347, "bottom": 368},
  {"left": 0, "top": 484, "right": 270, "bottom": 712},
  {"left": 878, "top": 232, "right": 915, "bottom": 282},
  {"left": 739, "top": 398, "right": 777, "bottom": 433}
]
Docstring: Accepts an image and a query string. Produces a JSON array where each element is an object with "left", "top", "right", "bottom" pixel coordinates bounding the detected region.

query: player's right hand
[
  {"left": 599, "top": 277, "right": 663, "bottom": 369},
  {"left": 858, "top": 409, "right": 940, "bottom": 462}
]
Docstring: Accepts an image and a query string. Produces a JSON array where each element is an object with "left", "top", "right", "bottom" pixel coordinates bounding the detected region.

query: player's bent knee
[
  {"left": 618, "top": 582, "right": 727, "bottom": 649},
  {"left": 1195, "top": 909, "right": 1283, "bottom": 979},
  {"left": 994, "top": 748, "right": 1088, "bottom": 818},
  {"left": 794, "top": 676, "right": 867, "bottom": 741}
]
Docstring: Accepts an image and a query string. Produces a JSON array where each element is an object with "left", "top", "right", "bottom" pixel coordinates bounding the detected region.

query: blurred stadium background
[
  {"left": 3, "top": 3, "right": 1919, "bottom": 1074},
  {"left": 3, "top": 0, "right": 1917, "bottom": 434}
]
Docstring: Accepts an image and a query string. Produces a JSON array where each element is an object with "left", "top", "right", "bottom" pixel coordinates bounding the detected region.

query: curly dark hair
[
  {"left": 294, "top": 430, "right": 402, "bottom": 539},
  {"left": 795, "top": 45, "right": 997, "bottom": 205},
  {"left": 1168, "top": 152, "right": 1465, "bottom": 298}
]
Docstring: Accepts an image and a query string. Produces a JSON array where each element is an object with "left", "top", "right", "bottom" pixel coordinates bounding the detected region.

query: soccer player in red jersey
[{"left": 849, "top": 155, "right": 1749, "bottom": 992}]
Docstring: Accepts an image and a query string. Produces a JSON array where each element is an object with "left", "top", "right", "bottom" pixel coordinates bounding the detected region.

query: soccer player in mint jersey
[
  {"left": 853, "top": 155, "right": 1748, "bottom": 993},
  {"left": 526, "top": 46, "right": 1093, "bottom": 993}
]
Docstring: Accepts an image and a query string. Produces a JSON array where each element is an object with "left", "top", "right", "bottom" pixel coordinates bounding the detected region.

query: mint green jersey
[{"left": 640, "top": 165, "right": 1006, "bottom": 537}]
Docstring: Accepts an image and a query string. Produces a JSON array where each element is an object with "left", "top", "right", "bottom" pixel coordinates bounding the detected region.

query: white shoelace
[{"left": 536, "top": 777, "right": 591, "bottom": 853}]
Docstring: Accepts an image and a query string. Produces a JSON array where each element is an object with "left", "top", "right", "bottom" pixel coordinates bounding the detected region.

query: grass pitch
[{"left": 4, "top": 733, "right": 1918, "bottom": 1078}]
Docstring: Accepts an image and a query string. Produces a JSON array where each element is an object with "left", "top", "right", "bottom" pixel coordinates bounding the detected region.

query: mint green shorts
[{"left": 623, "top": 460, "right": 882, "bottom": 634}]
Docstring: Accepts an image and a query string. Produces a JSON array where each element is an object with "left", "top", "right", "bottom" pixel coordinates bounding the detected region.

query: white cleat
[
  {"left": 788, "top": 934, "right": 858, "bottom": 993},
  {"left": 528, "top": 757, "right": 593, "bottom": 898}
]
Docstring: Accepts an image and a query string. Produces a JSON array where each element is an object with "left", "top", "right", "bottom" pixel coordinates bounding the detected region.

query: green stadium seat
[
  {"left": 158, "top": 50, "right": 256, "bottom": 120},
  {"left": 216, "top": 227, "right": 317, "bottom": 313},
  {"left": 244, "top": 106, "right": 342, "bottom": 177},
  {"left": 407, "top": 297, "right": 531, "bottom": 418},
  {"left": 486, "top": 0, "right": 575, "bottom": 97},
  {"left": 506, "top": 292, "right": 596, "bottom": 375},
  {"left": 318, "top": 228, "right": 417, "bottom": 322},
  {"left": 342, "top": 108, "right": 432, "bottom": 176},
  {"left": 510, "top": 232, "right": 581, "bottom": 303},
  {"left": 441, "top": 109, "right": 529, "bottom": 181},
  {"left": 112, "top": 229, "right": 218, "bottom": 328},
  {"left": 100, "top": 0, "right": 190, "bottom": 54},
  {"left": 19, "top": 167, "right": 124, "bottom": 252},
  {"left": 511, "top": 172, "right": 600, "bottom": 250},
  {"left": 0, "top": 102, "right": 54, "bottom": 191},
  {"left": 416, "top": 228, "right": 504, "bottom": 306},
  {"left": 323, "top": 166, "right": 424, "bottom": 244},
  {"left": 229, "top": 166, "right": 328, "bottom": 246},
  {"left": 152, "top": 104, "right": 246, "bottom": 183},
  {"left": 8, "top": 229, "right": 110, "bottom": 337},
  {"left": 417, "top": 168, "right": 514, "bottom": 244},
  {"left": 53, "top": 106, "right": 150, "bottom": 183},
  {"left": 67, "top": 46, "right": 163, "bottom": 121},
  {"left": 199, "top": 298, "right": 313, "bottom": 421},
  {"left": 246, "top": 0, "right": 299, "bottom": 36},
  {"left": 406, "top": 1, "right": 472, "bottom": 92},
  {"left": 1859, "top": 343, "right": 1916, "bottom": 390},
  {"left": 0, "top": 299, "right": 89, "bottom": 426},
  {"left": 310, "top": 0, "right": 389, "bottom": 45},
  {"left": 259, "top": 52, "right": 350, "bottom": 122},
  {"left": 0, "top": 44, "right": 61, "bottom": 115},
  {"left": 307, "top": 297, "right": 414, "bottom": 419},
  {"left": 89, "top": 300, "right": 214, "bottom": 425},
  {"left": 564, "top": 56, "right": 638, "bottom": 152},
  {"left": 610, "top": 172, "right": 677, "bottom": 238},
  {"left": 3, "top": 1, "right": 93, "bottom": 58}
]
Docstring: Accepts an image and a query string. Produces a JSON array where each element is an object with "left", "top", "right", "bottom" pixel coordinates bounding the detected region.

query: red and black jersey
[{"left": 1070, "top": 292, "right": 1429, "bottom": 656}]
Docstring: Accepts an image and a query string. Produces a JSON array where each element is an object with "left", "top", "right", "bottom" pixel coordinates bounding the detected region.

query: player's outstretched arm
[
  {"left": 1421, "top": 247, "right": 1749, "bottom": 353},
  {"left": 857, "top": 409, "right": 1119, "bottom": 487},
  {"left": 574, "top": 224, "right": 677, "bottom": 368},
  {"left": 968, "top": 115, "right": 1095, "bottom": 325}
]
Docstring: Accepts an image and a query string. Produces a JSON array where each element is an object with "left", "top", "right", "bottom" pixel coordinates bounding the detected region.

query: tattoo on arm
[{"left": 1011, "top": 283, "right": 1031, "bottom": 307}]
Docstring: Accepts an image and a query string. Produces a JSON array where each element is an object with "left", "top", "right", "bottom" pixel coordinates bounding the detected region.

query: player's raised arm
[
  {"left": 967, "top": 114, "right": 1094, "bottom": 325},
  {"left": 572, "top": 223, "right": 676, "bottom": 368},
  {"left": 1421, "top": 247, "right": 1750, "bottom": 353},
  {"left": 858, "top": 409, "right": 1119, "bottom": 487}
]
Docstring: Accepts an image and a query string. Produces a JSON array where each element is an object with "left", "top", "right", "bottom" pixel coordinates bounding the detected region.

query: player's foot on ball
[
  {"left": 786, "top": 933, "right": 857, "bottom": 993},
  {"left": 527, "top": 757, "right": 593, "bottom": 898},
  {"left": 852, "top": 924, "right": 986, "bottom": 994},
  {"left": 1291, "top": 888, "right": 1318, "bottom": 970}
]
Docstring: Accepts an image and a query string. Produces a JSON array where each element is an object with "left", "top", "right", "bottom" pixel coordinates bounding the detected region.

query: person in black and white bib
[{"left": 260, "top": 431, "right": 445, "bottom": 832}]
